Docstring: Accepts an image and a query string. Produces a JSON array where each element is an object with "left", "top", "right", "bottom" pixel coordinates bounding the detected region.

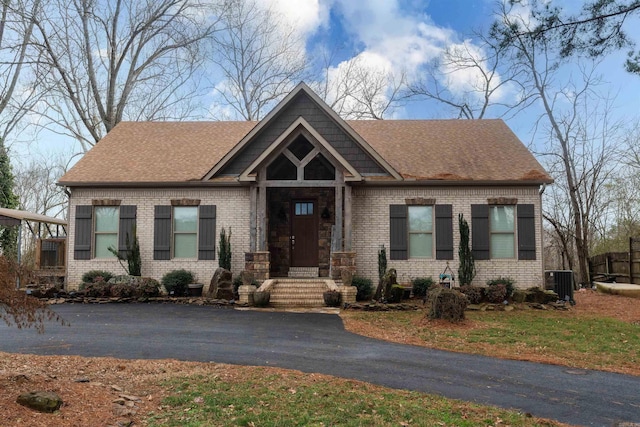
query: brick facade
[
  {"left": 66, "top": 187, "right": 250, "bottom": 289},
  {"left": 67, "top": 185, "right": 545, "bottom": 291},
  {"left": 351, "top": 186, "right": 544, "bottom": 289}
]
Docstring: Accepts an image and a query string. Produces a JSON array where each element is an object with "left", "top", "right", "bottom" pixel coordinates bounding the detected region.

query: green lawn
[
  {"left": 147, "top": 370, "right": 563, "bottom": 427},
  {"left": 145, "top": 295, "right": 640, "bottom": 426},
  {"left": 342, "top": 305, "right": 640, "bottom": 374}
]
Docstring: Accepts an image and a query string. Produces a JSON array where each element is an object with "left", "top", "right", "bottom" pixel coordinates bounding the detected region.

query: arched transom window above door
[{"left": 266, "top": 134, "right": 336, "bottom": 181}]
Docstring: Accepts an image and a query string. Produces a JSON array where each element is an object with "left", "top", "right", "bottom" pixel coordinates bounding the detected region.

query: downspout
[
  {"left": 64, "top": 187, "right": 71, "bottom": 290},
  {"left": 539, "top": 184, "right": 547, "bottom": 288},
  {"left": 16, "top": 220, "right": 22, "bottom": 289}
]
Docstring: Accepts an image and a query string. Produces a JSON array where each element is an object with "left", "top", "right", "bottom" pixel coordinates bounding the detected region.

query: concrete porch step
[
  {"left": 288, "top": 267, "right": 319, "bottom": 278},
  {"left": 268, "top": 279, "right": 330, "bottom": 308}
]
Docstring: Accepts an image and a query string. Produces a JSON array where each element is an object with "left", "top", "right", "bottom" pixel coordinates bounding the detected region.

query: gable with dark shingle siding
[{"left": 221, "top": 93, "right": 387, "bottom": 176}]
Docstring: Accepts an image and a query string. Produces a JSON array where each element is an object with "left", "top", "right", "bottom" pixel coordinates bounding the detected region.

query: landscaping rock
[
  {"left": 17, "top": 391, "right": 63, "bottom": 413},
  {"left": 342, "top": 302, "right": 421, "bottom": 311},
  {"left": 206, "top": 268, "right": 232, "bottom": 298},
  {"left": 216, "top": 286, "right": 235, "bottom": 300},
  {"left": 529, "top": 303, "right": 548, "bottom": 310},
  {"left": 549, "top": 302, "right": 570, "bottom": 310},
  {"left": 512, "top": 289, "right": 528, "bottom": 303},
  {"left": 526, "top": 287, "right": 558, "bottom": 304}
]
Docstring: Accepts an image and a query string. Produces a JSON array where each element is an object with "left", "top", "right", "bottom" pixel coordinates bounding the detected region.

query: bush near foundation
[
  {"left": 81, "top": 282, "right": 112, "bottom": 297},
  {"left": 132, "top": 278, "right": 161, "bottom": 297},
  {"left": 81, "top": 270, "right": 114, "bottom": 284},
  {"left": 486, "top": 277, "right": 515, "bottom": 298},
  {"left": 110, "top": 283, "right": 134, "bottom": 298},
  {"left": 411, "top": 277, "right": 435, "bottom": 298},
  {"left": 161, "top": 269, "right": 195, "bottom": 297},
  {"left": 352, "top": 276, "right": 373, "bottom": 301},
  {"left": 459, "top": 285, "right": 484, "bottom": 304},
  {"left": 78, "top": 276, "right": 160, "bottom": 298},
  {"left": 485, "top": 283, "right": 508, "bottom": 303},
  {"left": 426, "top": 287, "right": 468, "bottom": 323}
]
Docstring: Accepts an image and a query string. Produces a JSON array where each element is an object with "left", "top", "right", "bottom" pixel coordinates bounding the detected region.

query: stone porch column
[{"left": 245, "top": 251, "right": 270, "bottom": 281}]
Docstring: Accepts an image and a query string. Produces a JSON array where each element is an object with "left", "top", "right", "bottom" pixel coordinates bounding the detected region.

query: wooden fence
[{"left": 589, "top": 237, "right": 640, "bottom": 284}]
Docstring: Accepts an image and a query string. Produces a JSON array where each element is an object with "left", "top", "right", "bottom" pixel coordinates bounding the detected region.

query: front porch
[
  {"left": 244, "top": 183, "right": 356, "bottom": 281},
  {"left": 240, "top": 126, "right": 360, "bottom": 307}
]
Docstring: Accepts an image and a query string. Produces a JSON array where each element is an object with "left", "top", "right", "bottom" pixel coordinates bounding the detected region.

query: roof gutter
[
  {"left": 57, "top": 180, "right": 246, "bottom": 188},
  {"left": 59, "top": 177, "right": 554, "bottom": 189},
  {"left": 351, "top": 178, "right": 555, "bottom": 187}
]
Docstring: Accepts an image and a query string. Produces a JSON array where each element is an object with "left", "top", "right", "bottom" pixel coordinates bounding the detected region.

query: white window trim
[
  {"left": 172, "top": 206, "right": 199, "bottom": 259},
  {"left": 490, "top": 205, "right": 516, "bottom": 259},
  {"left": 408, "top": 205, "right": 434, "bottom": 259},
  {"left": 93, "top": 206, "right": 119, "bottom": 259}
]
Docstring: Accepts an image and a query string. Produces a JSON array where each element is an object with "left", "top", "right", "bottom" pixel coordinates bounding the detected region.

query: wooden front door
[{"left": 291, "top": 200, "right": 318, "bottom": 267}]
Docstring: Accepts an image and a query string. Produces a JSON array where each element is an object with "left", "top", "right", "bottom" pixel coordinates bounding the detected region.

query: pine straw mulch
[{"left": 0, "top": 353, "right": 313, "bottom": 427}]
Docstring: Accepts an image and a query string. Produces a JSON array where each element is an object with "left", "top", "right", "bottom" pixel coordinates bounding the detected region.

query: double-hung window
[
  {"left": 153, "top": 204, "right": 216, "bottom": 260},
  {"left": 94, "top": 206, "right": 119, "bottom": 258},
  {"left": 472, "top": 203, "right": 536, "bottom": 261},
  {"left": 74, "top": 204, "right": 136, "bottom": 261},
  {"left": 389, "top": 203, "right": 453, "bottom": 261},
  {"left": 173, "top": 206, "right": 198, "bottom": 258},
  {"left": 408, "top": 205, "right": 433, "bottom": 258},
  {"left": 489, "top": 205, "right": 515, "bottom": 258}
]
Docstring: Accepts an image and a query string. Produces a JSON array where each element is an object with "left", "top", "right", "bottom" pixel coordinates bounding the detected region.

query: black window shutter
[
  {"left": 154, "top": 206, "right": 171, "bottom": 260},
  {"left": 389, "top": 205, "right": 408, "bottom": 260},
  {"left": 74, "top": 205, "right": 92, "bottom": 260},
  {"left": 471, "top": 204, "right": 490, "bottom": 260},
  {"left": 198, "top": 205, "right": 216, "bottom": 260},
  {"left": 435, "top": 204, "right": 453, "bottom": 260},
  {"left": 517, "top": 204, "right": 536, "bottom": 260},
  {"left": 118, "top": 206, "right": 137, "bottom": 257}
]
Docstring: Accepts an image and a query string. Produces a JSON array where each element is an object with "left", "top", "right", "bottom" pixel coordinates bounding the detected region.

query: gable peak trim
[
  {"left": 203, "top": 82, "right": 402, "bottom": 181},
  {"left": 238, "top": 117, "right": 362, "bottom": 182}
]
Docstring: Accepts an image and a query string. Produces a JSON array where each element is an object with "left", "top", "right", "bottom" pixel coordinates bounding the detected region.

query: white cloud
[
  {"left": 303, "top": 0, "right": 457, "bottom": 117},
  {"left": 257, "top": 0, "right": 329, "bottom": 37},
  {"left": 209, "top": 0, "right": 513, "bottom": 118}
]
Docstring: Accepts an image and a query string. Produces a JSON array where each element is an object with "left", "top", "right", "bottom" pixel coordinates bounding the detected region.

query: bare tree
[
  {"left": 14, "top": 154, "right": 68, "bottom": 220},
  {"left": 29, "top": 0, "right": 221, "bottom": 151},
  {"left": 209, "top": 0, "right": 308, "bottom": 121},
  {"left": 408, "top": 37, "right": 533, "bottom": 119},
  {"left": 492, "top": 2, "right": 622, "bottom": 284},
  {"left": 588, "top": 121, "right": 640, "bottom": 253},
  {"left": 311, "top": 53, "right": 407, "bottom": 120},
  {"left": 0, "top": 0, "right": 42, "bottom": 140}
]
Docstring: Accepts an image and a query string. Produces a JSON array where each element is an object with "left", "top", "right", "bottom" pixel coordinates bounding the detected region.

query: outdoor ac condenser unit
[{"left": 544, "top": 270, "right": 575, "bottom": 302}]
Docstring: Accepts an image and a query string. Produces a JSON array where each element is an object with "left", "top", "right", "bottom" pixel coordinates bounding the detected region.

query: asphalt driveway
[{"left": 1, "top": 303, "right": 638, "bottom": 426}]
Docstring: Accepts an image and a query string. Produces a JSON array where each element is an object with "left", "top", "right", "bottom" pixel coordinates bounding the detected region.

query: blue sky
[
  {"left": 292, "top": 0, "right": 640, "bottom": 145},
  {"left": 12, "top": 0, "right": 640, "bottom": 168}
]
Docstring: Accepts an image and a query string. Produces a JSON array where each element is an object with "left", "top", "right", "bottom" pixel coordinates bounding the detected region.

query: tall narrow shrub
[
  {"left": 0, "top": 139, "right": 19, "bottom": 259},
  {"left": 127, "top": 231, "right": 141, "bottom": 276},
  {"left": 458, "top": 213, "right": 476, "bottom": 286},
  {"left": 218, "top": 227, "right": 232, "bottom": 270},
  {"left": 378, "top": 244, "right": 387, "bottom": 281},
  {"left": 108, "top": 226, "right": 141, "bottom": 276}
]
